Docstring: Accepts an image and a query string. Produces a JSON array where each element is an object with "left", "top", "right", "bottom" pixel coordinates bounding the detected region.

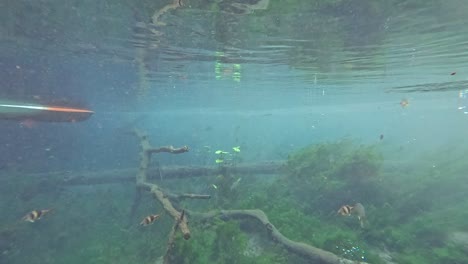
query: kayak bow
[{"left": 0, "top": 100, "right": 93, "bottom": 122}]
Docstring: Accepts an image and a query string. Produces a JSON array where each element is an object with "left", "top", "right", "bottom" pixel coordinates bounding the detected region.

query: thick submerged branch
[
  {"left": 191, "top": 209, "right": 369, "bottom": 264},
  {"left": 133, "top": 129, "right": 200, "bottom": 240}
]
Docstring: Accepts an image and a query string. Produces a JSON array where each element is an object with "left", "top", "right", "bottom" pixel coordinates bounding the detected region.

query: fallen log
[
  {"left": 17, "top": 159, "right": 417, "bottom": 187},
  {"left": 54, "top": 161, "right": 285, "bottom": 186}
]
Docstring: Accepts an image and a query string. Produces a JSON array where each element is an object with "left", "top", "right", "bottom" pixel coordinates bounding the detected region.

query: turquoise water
[{"left": 1, "top": 1, "right": 468, "bottom": 263}]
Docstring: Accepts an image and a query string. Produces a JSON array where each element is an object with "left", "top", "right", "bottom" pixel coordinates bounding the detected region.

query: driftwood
[
  {"left": 164, "top": 210, "right": 186, "bottom": 264},
  {"left": 148, "top": 145, "right": 189, "bottom": 154},
  {"left": 128, "top": 130, "right": 371, "bottom": 264},
  {"left": 16, "top": 159, "right": 407, "bottom": 187},
  {"left": 133, "top": 129, "right": 196, "bottom": 241},
  {"left": 191, "top": 209, "right": 369, "bottom": 264},
  {"left": 165, "top": 192, "right": 211, "bottom": 200},
  {"left": 50, "top": 161, "right": 285, "bottom": 186}
]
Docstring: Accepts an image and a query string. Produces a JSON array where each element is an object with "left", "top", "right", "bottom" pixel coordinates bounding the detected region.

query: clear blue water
[{"left": 1, "top": 1, "right": 468, "bottom": 263}]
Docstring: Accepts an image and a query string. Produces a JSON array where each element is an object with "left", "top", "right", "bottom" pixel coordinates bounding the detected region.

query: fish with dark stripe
[
  {"left": 140, "top": 214, "right": 160, "bottom": 226},
  {"left": 22, "top": 209, "right": 52, "bottom": 223},
  {"left": 338, "top": 203, "right": 367, "bottom": 228},
  {"left": 337, "top": 205, "right": 354, "bottom": 216}
]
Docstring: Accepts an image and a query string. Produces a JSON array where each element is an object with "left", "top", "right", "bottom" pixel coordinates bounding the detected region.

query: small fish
[
  {"left": 400, "top": 99, "right": 409, "bottom": 108},
  {"left": 22, "top": 209, "right": 52, "bottom": 223},
  {"left": 338, "top": 203, "right": 367, "bottom": 228},
  {"left": 215, "top": 159, "right": 224, "bottom": 164},
  {"left": 230, "top": 178, "right": 242, "bottom": 190},
  {"left": 380, "top": 134, "right": 384, "bottom": 140},
  {"left": 211, "top": 184, "right": 218, "bottom": 189},
  {"left": 337, "top": 205, "right": 354, "bottom": 216},
  {"left": 451, "top": 72, "right": 457, "bottom": 76},
  {"left": 232, "top": 146, "right": 241, "bottom": 153},
  {"left": 140, "top": 214, "right": 160, "bottom": 226}
]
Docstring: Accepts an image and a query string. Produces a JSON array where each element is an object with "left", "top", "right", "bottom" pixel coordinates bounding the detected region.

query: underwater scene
[{"left": 2, "top": 0, "right": 468, "bottom": 263}]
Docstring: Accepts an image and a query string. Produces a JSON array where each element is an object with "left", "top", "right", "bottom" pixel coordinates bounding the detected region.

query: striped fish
[
  {"left": 140, "top": 214, "right": 160, "bottom": 226},
  {"left": 338, "top": 203, "right": 367, "bottom": 228},
  {"left": 337, "top": 205, "right": 353, "bottom": 216},
  {"left": 22, "top": 209, "right": 52, "bottom": 223}
]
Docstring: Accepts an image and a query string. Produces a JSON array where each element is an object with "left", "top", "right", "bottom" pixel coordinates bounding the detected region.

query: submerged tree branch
[
  {"left": 133, "top": 129, "right": 196, "bottom": 240},
  {"left": 163, "top": 221, "right": 179, "bottom": 264},
  {"left": 58, "top": 161, "right": 283, "bottom": 186},
  {"left": 190, "top": 209, "right": 369, "bottom": 264},
  {"left": 148, "top": 145, "right": 189, "bottom": 154},
  {"left": 128, "top": 129, "right": 372, "bottom": 263}
]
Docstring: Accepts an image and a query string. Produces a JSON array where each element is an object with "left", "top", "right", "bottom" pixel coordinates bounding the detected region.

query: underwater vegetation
[
  {"left": 285, "top": 139, "right": 385, "bottom": 213},
  {"left": 235, "top": 140, "right": 468, "bottom": 264},
  {"left": 2, "top": 138, "right": 468, "bottom": 263},
  {"left": 170, "top": 220, "right": 290, "bottom": 264},
  {"left": 168, "top": 140, "right": 387, "bottom": 263}
]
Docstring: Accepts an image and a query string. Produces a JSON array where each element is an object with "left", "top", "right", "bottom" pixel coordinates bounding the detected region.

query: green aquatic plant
[
  {"left": 214, "top": 150, "right": 229, "bottom": 164},
  {"left": 284, "top": 139, "right": 385, "bottom": 214},
  {"left": 238, "top": 183, "right": 384, "bottom": 263},
  {"left": 214, "top": 146, "right": 242, "bottom": 166},
  {"left": 287, "top": 139, "right": 382, "bottom": 181},
  {"left": 172, "top": 220, "right": 288, "bottom": 264},
  {"left": 211, "top": 221, "right": 249, "bottom": 263},
  {"left": 333, "top": 145, "right": 383, "bottom": 181},
  {"left": 230, "top": 145, "right": 243, "bottom": 166}
]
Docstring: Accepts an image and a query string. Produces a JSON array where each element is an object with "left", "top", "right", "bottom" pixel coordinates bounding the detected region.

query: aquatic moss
[
  {"left": 287, "top": 139, "right": 382, "bottom": 181},
  {"left": 284, "top": 140, "right": 385, "bottom": 213},
  {"left": 172, "top": 219, "right": 289, "bottom": 264}
]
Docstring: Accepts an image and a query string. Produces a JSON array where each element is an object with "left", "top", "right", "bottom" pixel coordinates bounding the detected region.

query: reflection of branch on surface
[
  {"left": 151, "top": 0, "right": 183, "bottom": 26},
  {"left": 134, "top": 0, "right": 183, "bottom": 98},
  {"left": 231, "top": 0, "right": 270, "bottom": 15},
  {"left": 190, "top": 209, "right": 369, "bottom": 264}
]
